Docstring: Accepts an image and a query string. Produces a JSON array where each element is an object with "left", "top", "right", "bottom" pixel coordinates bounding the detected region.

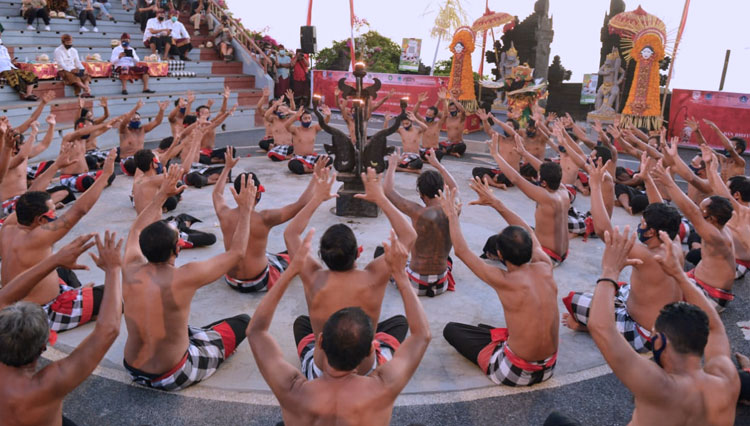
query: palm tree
[{"left": 425, "top": 0, "right": 469, "bottom": 75}]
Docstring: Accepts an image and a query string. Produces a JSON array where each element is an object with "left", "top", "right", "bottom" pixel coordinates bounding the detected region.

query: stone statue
[
  {"left": 593, "top": 48, "right": 624, "bottom": 114},
  {"left": 500, "top": 42, "right": 520, "bottom": 81}
]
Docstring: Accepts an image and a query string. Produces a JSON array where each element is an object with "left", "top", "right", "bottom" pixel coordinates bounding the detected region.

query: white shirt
[
  {"left": 54, "top": 45, "right": 84, "bottom": 72},
  {"left": 110, "top": 45, "right": 140, "bottom": 68},
  {"left": 167, "top": 20, "right": 190, "bottom": 41},
  {"left": 0, "top": 45, "right": 16, "bottom": 72},
  {"left": 143, "top": 17, "right": 170, "bottom": 43}
]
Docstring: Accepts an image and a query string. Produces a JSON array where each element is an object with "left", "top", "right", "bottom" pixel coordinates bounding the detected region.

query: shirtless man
[
  {"left": 587, "top": 227, "right": 738, "bottom": 425},
  {"left": 212, "top": 148, "right": 325, "bottom": 292},
  {"left": 195, "top": 87, "right": 234, "bottom": 165},
  {"left": 440, "top": 178, "right": 558, "bottom": 386},
  {"left": 412, "top": 89, "right": 447, "bottom": 161},
  {"left": 256, "top": 87, "right": 274, "bottom": 150},
  {"left": 651, "top": 159, "right": 736, "bottom": 311},
  {"left": 384, "top": 111, "right": 425, "bottom": 173},
  {"left": 76, "top": 97, "right": 110, "bottom": 170},
  {"left": 0, "top": 232, "right": 124, "bottom": 426},
  {"left": 473, "top": 109, "right": 521, "bottom": 189},
  {"left": 59, "top": 117, "right": 120, "bottom": 193},
  {"left": 703, "top": 119, "right": 746, "bottom": 181},
  {"left": 384, "top": 149, "right": 458, "bottom": 296},
  {"left": 117, "top": 99, "right": 167, "bottom": 175},
  {"left": 520, "top": 119, "right": 548, "bottom": 161},
  {"left": 121, "top": 166, "right": 255, "bottom": 391},
  {"left": 0, "top": 150, "right": 116, "bottom": 332},
  {"left": 489, "top": 135, "right": 570, "bottom": 266},
  {"left": 264, "top": 97, "right": 298, "bottom": 161},
  {"left": 167, "top": 90, "right": 194, "bottom": 138},
  {"left": 563, "top": 161, "right": 684, "bottom": 353},
  {"left": 334, "top": 87, "right": 356, "bottom": 141},
  {"left": 440, "top": 92, "right": 467, "bottom": 157},
  {"left": 283, "top": 167, "right": 417, "bottom": 378},
  {"left": 248, "top": 229, "right": 430, "bottom": 426},
  {"left": 286, "top": 106, "right": 332, "bottom": 175},
  {"left": 662, "top": 135, "right": 712, "bottom": 205}
]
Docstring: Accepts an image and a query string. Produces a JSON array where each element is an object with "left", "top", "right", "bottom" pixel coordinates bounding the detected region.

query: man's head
[
  {"left": 639, "top": 202, "right": 682, "bottom": 243},
  {"left": 158, "top": 136, "right": 174, "bottom": 151},
  {"left": 416, "top": 170, "right": 444, "bottom": 200},
  {"left": 425, "top": 106, "right": 438, "bottom": 122},
  {"left": 730, "top": 137, "right": 747, "bottom": 155},
  {"left": 615, "top": 166, "right": 631, "bottom": 182},
  {"left": 0, "top": 302, "right": 49, "bottom": 367},
  {"left": 134, "top": 149, "right": 157, "bottom": 173},
  {"left": 233, "top": 172, "right": 264, "bottom": 202},
  {"left": 129, "top": 113, "right": 142, "bottom": 130},
  {"left": 170, "top": 10, "right": 179, "bottom": 22},
  {"left": 539, "top": 162, "right": 562, "bottom": 190},
  {"left": 728, "top": 176, "right": 750, "bottom": 203},
  {"left": 401, "top": 117, "right": 412, "bottom": 130},
  {"left": 448, "top": 103, "right": 458, "bottom": 117},
  {"left": 183, "top": 114, "right": 197, "bottom": 126},
  {"left": 15, "top": 191, "right": 55, "bottom": 227},
  {"left": 688, "top": 155, "right": 706, "bottom": 178},
  {"left": 80, "top": 107, "right": 93, "bottom": 120},
  {"left": 121, "top": 33, "right": 131, "bottom": 47},
  {"left": 647, "top": 135, "right": 659, "bottom": 149},
  {"left": 525, "top": 119, "right": 537, "bottom": 138},
  {"left": 590, "top": 145, "right": 612, "bottom": 166},
  {"left": 61, "top": 34, "right": 73, "bottom": 49},
  {"left": 300, "top": 110, "right": 313, "bottom": 128},
  {"left": 699, "top": 196, "right": 733, "bottom": 227},
  {"left": 139, "top": 220, "right": 179, "bottom": 263},
  {"left": 319, "top": 224, "right": 358, "bottom": 271},
  {"left": 653, "top": 302, "right": 709, "bottom": 365},
  {"left": 495, "top": 226, "right": 533, "bottom": 266},
  {"left": 196, "top": 105, "right": 210, "bottom": 120},
  {"left": 320, "top": 307, "right": 374, "bottom": 372},
  {"left": 156, "top": 9, "right": 166, "bottom": 21},
  {"left": 520, "top": 162, "right": 538, "bottom": 181},
  {"left": 630, "top": 194, "right": 649, "bottom": 215}
]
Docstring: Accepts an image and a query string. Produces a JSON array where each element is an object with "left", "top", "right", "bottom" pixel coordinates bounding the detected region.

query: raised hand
[
  {"left": 54, "top": 233, "right": 96, "bottom": 271},
  {"left": 135, "top": 99, "right": 144, "bottom": 109},
  {"left": 653, "top": 230, "right": 684, "bottom": 278},
  {"left": 601, "top": 226, "right": 643, "bottom": 276},
  {"left": 56, "top": 141, "right": 76, "bottom": 169},
  {"left": 42, "top": 91, "right": 56, "bottom": 104},
  {"left": 664, "top": 136, "right": 679, "bottom": 157},
  {"left": 585, "top": 157, "right": 610, "bottom": 189},
  {"left": 312, "top": 166, "right": 338, "bottom": 201},
  {"left": 417, "top": 92, "right": 428, "bottom": 103},
  {"left": 187, "top": 91, "right": 195, "bottom": 103},
  {"left": 158, "top": 164, "right": 187, "bottom": 198},
  {"left": 206, "top": 98, "right": 215, "bottom": 108},
  {"left": 475, "top": 108, "right": 488, "bottom": 121},
  {"left": 468, "top": 176, "right": 498, "bottom": 207},
  {"left": 230, "top": 173, "right": 258, "bottom": 211},
  {"left": 288, "top": 228, "right": 315, "bottom": 273},
  {"left": 320, "top": 104, "right": 331, "bottom": 116},
  {"left": 354, "top": 167, "right": 386, "bottom": 203},
  {"left": 437, "top": 88, "right": 447, "bottom": 100},
  {"left": 157, "top": 100, "right": 169, "bottom": 111},
  {"left": 223, "top": 86, "right": 231, "bottom": 99},
  {"left": 46, "top": 114, "right": 56, "bottom": 126},
  {"left": 334, "top": 87, "right": 341, "bottom": 99},
  {"left": 437, "top": 185, "right": 460, "bottom": 218},
  {"left": 649, "top": 160, "right": 673, "bottom": 186},
  {"left": 383, "top": 229, "right": 408, "bottom": 274},
  {"left": 312, "top": 154, "right": 329, "bottom": 178},
  {"left": 424, "top": 148, "right": 440, "bottom": 167},
  {"left": 387, "top": 148, "right": 401, "bottom": 172},
  {"left": 78, "top": 97, "right": 86, "bottom": 109},
  {"left": 102, "top": 149, "right": 116, "bottom": 176},
  {"left": 224, "top": 146, "right": 239, "bottom": 169},
  {"left": 285, "top": 88, "right": 294, "bottom": 101},
  {"left": 89, "top": 231, "right": 124, "bottom": 271},
  {"left": 30, "top": 121, "right": 39, "bottom": 134},
  {"left": 99, "top": 97, "right": 108, "bottom": 108},
  {"left": 512, "top": 133, "right": 526, "bottom": 154}
]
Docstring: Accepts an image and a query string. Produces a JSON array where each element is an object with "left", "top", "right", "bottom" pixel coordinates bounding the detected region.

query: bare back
[
  {"left": 694, "top": 226, "right": 735, "bottom": 291},
  {"left": 0, "top": 159, "right": 29, "bottom": 201},
  {"left": 533, "top": 188, "right": 570, "bottom": 257},
  {"left": 627, "top": 243, "right": 683, "bottom": 330},
  {"left": 218, "top": 208, "right": 273, "bottom": 280},
  {"left": 409, "top": 206, "right": 452, "bottom": 275},
  {"left": 0, "top": 367, "right": 64, "bottom": 426},
  {"left": 0, "top": 225, "right": 59, "bottom": 304}
]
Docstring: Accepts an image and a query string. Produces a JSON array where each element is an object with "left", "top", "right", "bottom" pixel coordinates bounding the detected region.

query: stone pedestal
[
  {"left": 586, "top": 111, "right": 618, "bottom": 126},
  {"left": 335, "top": 173, "right": 379, "bottom": 218}
]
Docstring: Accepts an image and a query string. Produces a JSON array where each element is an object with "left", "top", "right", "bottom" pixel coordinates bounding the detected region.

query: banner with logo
[
  {"left": 580, "top": 73, "right": 598, "bottom": 104},
  {"left": 669, "top": 88, "right": 750, "bottom": 148},
  {"left": 398, "top": 38, "right": 422, "bottom": 72}
]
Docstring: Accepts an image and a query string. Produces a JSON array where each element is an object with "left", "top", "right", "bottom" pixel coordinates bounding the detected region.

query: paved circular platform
[{"left": 44, "top": 128, "right": 750, "bottom": 425}]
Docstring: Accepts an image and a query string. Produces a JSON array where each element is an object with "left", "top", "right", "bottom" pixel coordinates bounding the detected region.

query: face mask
[
  {"left": 403, "top": 125, "right": 412, "bottom": 131},
  {"left": 171, "top": 16, "right": 178, "bottom": 23},
  {"left": 301, "top": 121, "right": 312, "bottom": 128},
  {"left": 41, "top": 210, "right": 57, "bottom": 222},
  {"left": 526, "top": 129, "right": 537, "bottom": 138},
  {"left": 179, "top": 107, "right": 186, "bottom": 114},
  {"left": 279, "top": 50, "right": 286, "bottom": 56},
  {"left": 688, "top": 164, "right": 704, "bottom": 175},
  {"left": 122, "top": 41, "right": 130, "bottom": 47},
  {"left": 158, "top": 16, "right": 165, "bottom": 21},
  {"left": 64, "top": 44, "right": 73, "bottom": 50},
  {"left": 637, "top": 224, "right": 650, "bottom": 243},
  {"left": 651, "top": 332, "right": 667, "bottom": 367},
  {"left": 81, "top": 134, "right": 90, "bottom": 140},
  {"left": 129, "top": 120, "right": 142, "bottom": 130},
  {"left": 276, "top": 112, "right": 286, "bottom": 119},
  {"left": 154, "top": 159, "right": 164, "bottom": 174},
  {"left": 450, "top": 111, "right": 458, "bottom": 117},
  {"left": 425, "top": 116, "right": 435, "bottom": 123}
]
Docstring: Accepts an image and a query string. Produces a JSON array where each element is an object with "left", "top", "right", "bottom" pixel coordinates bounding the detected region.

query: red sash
[{"left": 687, "top": 270, "right": 734, "bottom": 301}]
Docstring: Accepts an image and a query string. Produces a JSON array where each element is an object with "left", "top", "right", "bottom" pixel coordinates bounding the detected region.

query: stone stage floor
[{"left": 42, "top": 127, "right": 750, "bottom": 425}]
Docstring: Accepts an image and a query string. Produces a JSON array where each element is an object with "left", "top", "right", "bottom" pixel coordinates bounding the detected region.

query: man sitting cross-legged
[
  {"left": 285, "top": 106, "right": 333, "bottom": 175},
  {"left": 248, "top": 228, "right": 431, "bottom": 426},
  {"left": 0, "top": 150, "right": 116, "bottom": 332},
  {"left": 0, "top": 232, "right": 124, "bottom": 426},
  {"left": 58, "top": 117, "right": 121, "bottom": 193},
  {"left": 213, "top": 149, "right": 327, "bottom": 293},
  {"left": 562, "top": 160, "right": 684, "bottom": 353},
  {"left": 585, "top": 226, "right": 738, "bottom": 425},
  {"left": 440, "top": 178, "right": 558, "bottom": 386},
  {"left": 383, "top": 149, "right": 458, "bottom": 296},
  {"left": 117, "top": 99, "right": 167, "bottom": 176},
  {"left": 121, "top": 166, "right": 256, "bottom": 391},
  {"left": 411, "top": 89, "right": 448, "bottom": 162},
  {"left": 283, "top": 167, "right": 417, "bottom": 379},
  {"left": 384, "top": 111, "right": 427, "bottom": 174}
]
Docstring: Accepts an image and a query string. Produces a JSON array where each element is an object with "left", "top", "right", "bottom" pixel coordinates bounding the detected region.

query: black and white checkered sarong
[{"left": 268, "top": 144, "right": 294, "bottom": 161}]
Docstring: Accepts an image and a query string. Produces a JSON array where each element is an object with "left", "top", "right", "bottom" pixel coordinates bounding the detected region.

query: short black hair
[
  {"left": 507, "top": 119, "right": 520, "bottom": 131},
  {"left": 320, "top": 307, "right": 373, "bottom": 371},
  {"left": 0, "top": 302, "right": 49, "bottom": 367},
  {"left": 592, "top": 146, "right": 612, "bottom": 164},
  {"left": 139, "top": 221, "right": 178, "bottom": 263},
  {"left": 731, "top": 137, "right": 747, "bottom": 154},
  {"left": 643, "top": 203, "right": 682, "bottom": 239},
  {"left": 705, "top": 196, "right": 733, "bottom": 226},
  {"left": 134, "top": 149, "right": 155, "bottom": 172},
  {"left": 416, "top": 170, "right": 444, "bottom": 199},
  {"left": 615, "top": 166, "right": 631, "bottom": 179},
  {"left": 196, "top": 105, "right": 209, "bottom": 114},
  {"left": 496, "top": 226, "right": 533, "bottom": 266},
  {"left": 158, "top": 136, "right": 174, "bottom": 151},
  {"left": 631, "top": 194, "right": 649, "bottom": 214},
  {"left": 654, "top": 302, "right": 709, "bottom": 357},
  {"left": 520, "top": 163, "right": 538, "bottom": 180},
  {"left": 539, "top": 162, "right": 562, "bottom": 190},
  {"left": 15, "top": 191, "right": 51, "bottom": 226},
  {"left": 183, "top": 114, "right": 197, "bottom": 125},
  {"left": 728, "top": 176, "right": 750, "bottom": 202},
  {"left": 426, "top": 106, "right": 438, "bottom": 115},
  {"left": 320, "top": 224, "right": 357, "bottom": 271}
]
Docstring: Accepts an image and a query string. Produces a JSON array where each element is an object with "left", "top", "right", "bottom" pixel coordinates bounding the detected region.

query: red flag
[{"left": 306, "top": 0, "right": 313, "bottom": 26}]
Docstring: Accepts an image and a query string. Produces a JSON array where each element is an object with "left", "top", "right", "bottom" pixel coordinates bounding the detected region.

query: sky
[{"left": 228, "top": 0, "right": 750, "bottom": 93}]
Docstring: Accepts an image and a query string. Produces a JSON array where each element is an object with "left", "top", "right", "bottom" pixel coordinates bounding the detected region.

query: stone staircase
[{"left": 0, "top": 0, "right": 264, "bottom": 161}]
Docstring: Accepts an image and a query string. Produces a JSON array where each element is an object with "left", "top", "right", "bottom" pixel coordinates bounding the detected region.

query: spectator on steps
[
  {"left": 135, "top": 0, "right": 158, "bottom": 32},
  {"left": 94, "top": 0, "right": 114, "bottom": 21},
  {"left": 122, "top": 0, "right": 136, "bottom": 12},
  {"left": 211, "top": 15, "right": 234, "bottom": 62},
  {"left": 144, "top": 8, "right": 172, "bottom": 61},
  {"left": 0, "top": 24, "right": 40, "bottom": 101},
  {"left": 22, "top": 0, "right": 52, "bottom": 32},
  {"left": 167, "top": 10, "right": 192, "bottom": 61},
  {"left": 55, "top": 34, "right": 93, "bottom": 98},
  {"left": 48, "top": 0, "right": 70, "bottom": 18},
  {"left": 111, "top": 33, "right": 155, "bottom": 95},
  {"left": 190, "top": 0, "right": 213, "bottom": 37},
  {"left": 274, "top": 45, "right": 291, "bottom": 99},
  {"left": 72, "top": 0, "right": 98, "bottom": 32}
]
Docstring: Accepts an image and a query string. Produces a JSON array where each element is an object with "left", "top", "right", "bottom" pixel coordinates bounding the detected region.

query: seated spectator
[
  {"left": 122, "top": 0, "right": 136, "bottom": 12},
  {"left": 72, "top": 0, "right": 98, "bottom": 32},
  {"left": 111, "top": 33, "right": 154, "bottom": 95},
  {"left": 275, "top": 45, "right": 291, "bottom": 99},
  {"left": 94, "top": 0, "right": 113, "bottom": 20},
  {"left": 211, "top": 15, "right": 234, "bottom": 62},
  {"left": 190, "top": 0, "right": 213, "bottom": 36},
  {"left": 54, "top": 34, "right": 93, "bottom": 98},
  {"left": 0, "top": 25, "right": 40, "bottom": 101},
  {"left": 167, "top": 10, "right": 192, "bottom": 61},
  {"left": 136, "top": 0, "right": 158, "bottom": 32},
  {"left": 144, "top": 9, "right": 172, "bottom": 60},
  {"left": 48, "top": 0, "right": 70, "bottom": 18},
  {"left": 22, "top": 0, "right": 52, "bottom": 31}
]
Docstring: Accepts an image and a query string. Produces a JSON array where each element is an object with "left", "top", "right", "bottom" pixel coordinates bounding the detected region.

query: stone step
[
  {"left": 8, "top": 46, "right": 218, "bottom": 70},
  {"left": 0, "top": 16, "right": 141, "bottom": 32}
]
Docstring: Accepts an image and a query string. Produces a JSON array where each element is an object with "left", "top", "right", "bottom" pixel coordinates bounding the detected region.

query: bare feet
[{"left": 562, "top": 313, "right": 587, "bottom": 331}]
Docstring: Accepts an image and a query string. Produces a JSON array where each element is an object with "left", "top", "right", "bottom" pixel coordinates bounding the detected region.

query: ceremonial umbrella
[{"left": 471, "top": 6, "right": 514, "bottom": 98}]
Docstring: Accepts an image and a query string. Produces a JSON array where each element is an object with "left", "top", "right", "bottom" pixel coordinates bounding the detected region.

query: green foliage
[
  {"left": 433, "top": 58, "right": 452, "bottom": 76},
  {"left": 313, "top": 30, "right": 401, "bottom": 73}
]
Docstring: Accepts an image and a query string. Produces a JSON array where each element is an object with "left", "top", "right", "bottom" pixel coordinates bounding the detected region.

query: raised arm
[
  {"left": 424, "top": 148, "right": 458, "bottom": 192},
  {"left": 662, "top": 137, "right": 712, "bottom": 194},
  {"left": 0, "top": 128, "right": 12, "bottom": 183},
  {"left": 588, "top": 159, "right": 614, "bottom": 237},
  {"left": 92, "top": 97, "right": 109, "bottom": 125},
  {"left": 260, "top": 158, "right": 327, "bottom": 227},
  {"left": 119, "top": 100, "right": 143, "bottom": 133},
  {"left": 255, "top": 87, "right": 269, "bottom": 112},
  {"left": 383, "top": 151, "right": 422, "bottom": 219},
  {"left": 220, "top": 86, "right": 230, "bottom": 114},
  {"left": 283, "top": 166, "right": 337, "bottom": 259},
  {"left": 703, "top": 147, "right": 738, "bottom": 208},
  {"left": 705, "top": 119, "right": 746, "bottom": 168},
  {"left": 513, "top": 133, "right": 544, "bottom": 171},
  {"left": 212, "top": 147, "right": 239, "bottom": 220},
  {"left": 16, "top": 91, "right": 54, "bottom": 134},
  {"left": 490, "top": 134, "right": 552, "bottom": 202},
  {"left": 412, "top": 92, "right": 427, "bottom": 121},
  {"left": 143, "top": 101, "right": 168, "bottom": 133}
]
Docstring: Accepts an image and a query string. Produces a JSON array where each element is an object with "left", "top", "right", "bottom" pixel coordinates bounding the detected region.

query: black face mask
[
  {"left": 158, "top": 16, "right": 165, "bottom": 21},
  {"left": 64, "top": 44, "right": 73, "bottom": 50}
]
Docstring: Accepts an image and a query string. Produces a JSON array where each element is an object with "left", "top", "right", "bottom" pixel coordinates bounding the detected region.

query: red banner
[
  {"left": 669, "top": 88, "right": 750, "bottom": 148},
  {"left": 313, "top": 70, "right": 449, "bottom": 117}
]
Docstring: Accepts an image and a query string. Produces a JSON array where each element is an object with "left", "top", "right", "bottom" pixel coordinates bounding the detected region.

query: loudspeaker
[{"left": 300, "top": 26, "right": 317, "bottom": 54}]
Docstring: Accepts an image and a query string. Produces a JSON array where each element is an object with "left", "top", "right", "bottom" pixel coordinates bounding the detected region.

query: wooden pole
[
  {"left": 719, "top": 49, "right": 731, "bottom": 91},
  {"left": 660, "top": 0, "right": 691, "bottom": 119}
]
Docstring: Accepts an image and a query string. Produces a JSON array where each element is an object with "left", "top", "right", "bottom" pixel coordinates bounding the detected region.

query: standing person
[
  {"left": 167, "top": 10, "right": 192, "bottom": 61},
  {"left": 275, "top": 45, "right": 292, "bottom": 99},
  {"left": 143, "top": 8, "right": 172, "bottom": 60},
  {"left": 110, "top": 33, "right": 154, "bottom": 95},
  {"left": 585, "top": 227, "right": 738, "bottom": 425},
  {"left": 54, "top": 34, "right": 93, "bottom": 98},
  {"left": 440, "top": 91, "right": 467, "bottom": 157},
  {"left": 121, "top": 168, "right": 255, "bottom": 391},
  {"left": 72, "top": 0, "right": 98, "bottom": 32},
  {"left": 291, "top": 49, "right": 309, "bottom": 106},
  {"left": 248, "top": 229, "right": 431, "bottom": 426},
  {"left": 0, "top": 232, "right": 125, "bottom": 426},
  {"left": 22, "top": 0, "right": 52, "bottom": 31},
  {"left": 0, "top": 26, "right": 40, "bottom": 100},
  {"left": 440, "top": 178, "right": 559, "bottom": 386}
]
